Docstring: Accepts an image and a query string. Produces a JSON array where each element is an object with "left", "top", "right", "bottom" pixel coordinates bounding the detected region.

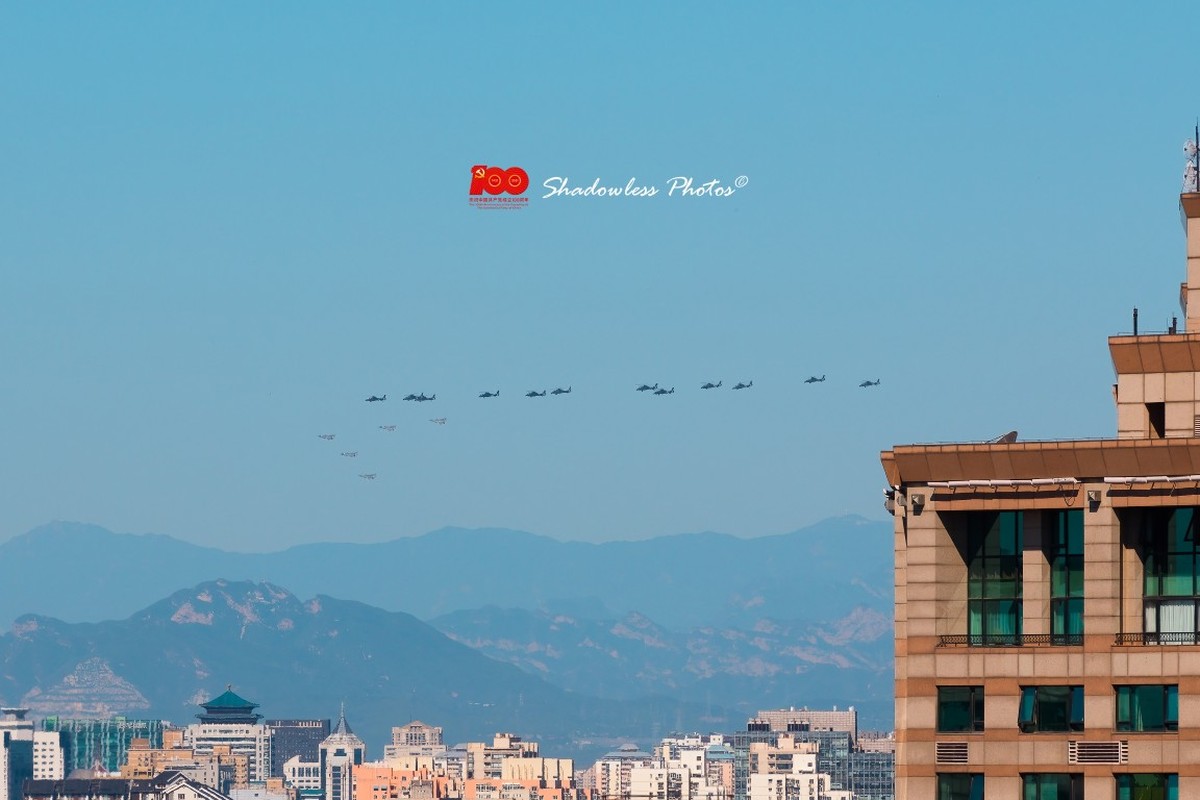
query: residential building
[
  {"left": 590, "top": 744, "right": 653, "bottom": 800},
  {"left": 32, "top": 730, "right": 66, "bottom": 780},
  {"left": 880, "top": 186, "right": 1200, "bottom": 796},
  {"left": 464, "top": 735, "right": 537, "bottom": 781}
]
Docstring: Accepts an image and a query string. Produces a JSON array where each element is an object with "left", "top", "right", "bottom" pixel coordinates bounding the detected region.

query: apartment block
[{"left": 881, "top": 189, "right": 1200, "bottom": 798}]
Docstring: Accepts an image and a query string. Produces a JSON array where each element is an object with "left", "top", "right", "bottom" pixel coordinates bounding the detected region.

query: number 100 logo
[{"left": 470, "top": 165, "right": 529, "bottom": 196}]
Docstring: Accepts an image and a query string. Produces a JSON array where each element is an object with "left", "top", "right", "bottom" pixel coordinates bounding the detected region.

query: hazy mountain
[
  {"left": 0, "top": 580, "right": 727, "bottom": 760},
  {"left": 430, "top": 605, "right": 893, "bottom": 728},
  {"left": 0, "top": 516, "right": 892, "bottom": 630}
]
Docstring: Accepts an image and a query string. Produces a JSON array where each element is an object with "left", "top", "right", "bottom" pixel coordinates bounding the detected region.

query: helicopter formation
[
  {"left": 361, "top": 377, "right": 879, "bottom": 406},
  {"left": 333, "top": 375, "right": 882, "bottom": 480}
]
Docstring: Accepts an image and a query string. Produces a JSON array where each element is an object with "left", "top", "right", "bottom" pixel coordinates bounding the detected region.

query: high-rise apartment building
[{"left": 882, "top": 186, "right": 1200, "bottom": 798}]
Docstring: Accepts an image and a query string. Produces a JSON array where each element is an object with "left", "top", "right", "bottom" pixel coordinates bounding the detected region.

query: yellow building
[{"left": 880, "top": 188, "right": 1200, "bottom": 798}]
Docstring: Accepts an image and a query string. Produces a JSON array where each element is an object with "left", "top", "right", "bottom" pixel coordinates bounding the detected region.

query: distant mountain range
[
  {"left": 0, "top": 517, "right": 896, "bottom": 752},
  {"left": 0, "top": 580, "right": 720, "bottom": 761},
  {"left": 0, "top": 516, "right": 892, "bottom": 630}
]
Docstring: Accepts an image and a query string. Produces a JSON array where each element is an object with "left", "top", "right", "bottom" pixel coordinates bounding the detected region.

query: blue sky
[{"left": 1, "top": 3, "right": 1195, "bottom": 550}]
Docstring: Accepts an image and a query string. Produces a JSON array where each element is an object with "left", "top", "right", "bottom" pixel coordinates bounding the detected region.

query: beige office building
[{"left": 880, "top": 190, "right": 1200, "bottom": 798}]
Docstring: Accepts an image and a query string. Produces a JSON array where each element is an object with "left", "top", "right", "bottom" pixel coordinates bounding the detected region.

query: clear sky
[{"left": 1, "top": 3, "right": 1195, "bottom": 551}]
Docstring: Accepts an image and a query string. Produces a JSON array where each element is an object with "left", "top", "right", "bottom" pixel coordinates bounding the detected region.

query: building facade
[
  {"left": 0, "top": 708, "right": 34, "bottom": 800},
  {"left": 184, "top": 690, "right": 271, "bottom": 786},
  {"left": 881, "top": 190, "right": 1200, "bottom": 797}
]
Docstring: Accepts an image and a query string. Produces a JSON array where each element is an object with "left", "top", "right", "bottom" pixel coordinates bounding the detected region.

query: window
[
  {"left": 967, "top": 511, "right": 1023, "bottom": 645},
  {"left": 937, "top": 773, "right": 983, "bottom": 800},
  {"left": 1018, "top": 686, "right": 1083, "bottom": 732},
  {"left": 1021, "top": 773, "right": 1081, "bottom": 800},
  {"left": 938, "top": 686, "right": 984, "bottom": 732},
  {"left": 1142, "top": 507, "right": 1200, "bottom": 643},
  {"left": 1115, "top": 685, "right": 1178, "bottom": 732},
  {"left": 1046, "top": 510, "right": 1083, "bottom": 644},
  {"left": 1115, "top": 774, "right": 1177, "bottom": 800}
]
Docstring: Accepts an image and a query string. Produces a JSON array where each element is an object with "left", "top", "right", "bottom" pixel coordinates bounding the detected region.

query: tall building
[
  {"left": 184, "top": 689, "right": 272, "bottom": 786},
  {"left": 0, "top": 708, "right": 34, "bottom": 800},
  {"left": 41, "top": 717, "right": 168, "bottom": 774},
  {"left": 268, "top": 720, "right": 331, "bottom": 778},
  {"left": 881, "top": 185, "right": 1200, "bottom": 797},
  {"left": 320, "top": 707, "right": 365, "bottom": 800}
]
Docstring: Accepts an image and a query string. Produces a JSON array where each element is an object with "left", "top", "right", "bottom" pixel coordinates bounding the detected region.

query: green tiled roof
[{"left": 202, "top": 688, "right": 258, "bottom": 710}]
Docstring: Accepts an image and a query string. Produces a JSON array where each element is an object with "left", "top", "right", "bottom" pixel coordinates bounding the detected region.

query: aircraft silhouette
[
  {"left": 636, "top": 383, "right": 658, "bottom": 392},
  {"left": 478, "top": 390, "right": 500, "bottom": 398},
  {"left": 701, "top": 381, "right": 722, "bottom": 389},
  {"left": 430, "top": 417, "right": 447, "bottom": 425},
  {"left": 805, "top": 375, "right": 826, "bottom": 384},
  {"left": 340, "top": 451, "right": 358, "bottom": 458},
  {"left": 379, "top": 425, "right": 396, "bottom": 432},
  {"left": 358, "top": 473, "right": 377, "bottom": 480},
  {"left": 551, "top": 387, "right": 572, "bottom": 395},
  {"left": 732, "top": 381, "right": 753, "bottom": 390},
  {"left": 364, "top": 395, "right": 387, "bottom": 402},
  {"left": 653, "top": 387, "right": 675, "bottom": 395},
  {"left": 402, "top": 394, "right": 419, "bottom": 401},
  {"left": 317, "top": 434, "right": 336, "bottom": 441},
  {"left": 859, "top": 379, "right": 881, "bottom": 388},
  {"left": 526, "top": 390, "right": 547, "bottom": 397},
  {"left": 415, "top": 393, "right": 436, "bottom": 402}
]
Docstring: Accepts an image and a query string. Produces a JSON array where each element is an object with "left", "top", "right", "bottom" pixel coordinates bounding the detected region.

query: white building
[{"left": 32, "top": 730, "right": 65, "bottom": 780}]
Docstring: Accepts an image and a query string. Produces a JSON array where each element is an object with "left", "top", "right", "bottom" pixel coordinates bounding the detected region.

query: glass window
[
  {"left": 1047, "top": 510, "right": 1084, "bottom": 644},
  {"left": 1021, "top": 773, "right": 1081, "bottom": 800},
  {"left": 1115, "top": 686, "right": 1178, "bottom": 732},
  {"left": 1141, "top": 508, "right": 1200, "bottom": 643},
  {"left": 938, "top": 686, "right": 985, "bottom": 732},
  {"left": 967, "top": 511, "right": 1023, "bottom": 645},
  {"left": 938, "top": 773, "right": 983, "bottom": 800},
  {"left": 1018, "top": 686, "right": 1083, "bottom": 732},
  {"left": 1115, "top": 774, "right": 1178, "bottom": 800}
]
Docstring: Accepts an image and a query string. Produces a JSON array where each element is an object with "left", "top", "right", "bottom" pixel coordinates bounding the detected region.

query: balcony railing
[
  {"left": 1114, "top": 632, "right": 1200, "bottom": 646},
  {"left": 937, "top": 633, "right": 1083, "bottom": 647}
]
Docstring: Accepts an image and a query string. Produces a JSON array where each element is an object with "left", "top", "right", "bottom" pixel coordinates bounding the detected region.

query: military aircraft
[
  {"left": 653, "top": 387, "right": 675, "bottom": 395},
  {"left": 341, "top": 451, "right": 358, "bottom": 458},
  {"left": 859, "top": 379, "right": 881, "bottom": 388},
  {"left": 364, "top": 394, "right": 387, "bottom": 402},
  {"left": 636, "top": 383, "right": 658, "bottom": 392},
  {"left": 317, "top": 434, "right": 336, "bottom": 441},
  {"left": 402, "top": 393, "right": 419, "bottom": 401},
  {"left": 479, "top": 390, "right": 500, "bottom": 398},
  {"left": 551, "top": 387, "right": 572, "bottom": 395},
  {"left": 415, "top": 393, "right": 436, "bottom": 402},
  {"left": 379, "top": 425, "right": 396, "bottom": 432},
  {"left": 430, "top": 417, "right": 447, "bottom": 425},
  {"left": 701, "top": 381, "right": 722, "bottom": 389},
  {"left": 526, "top": 390, "right": 547, "bottom": 397},
  {"left": 732, "top": 381, "right": 753, "bottom": 390},
  {"left": 805, "top": 375, "right": 826, "bottom": 383},
  {"left": 358, "top": 473, "right": 377, "bottom": 480}
]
